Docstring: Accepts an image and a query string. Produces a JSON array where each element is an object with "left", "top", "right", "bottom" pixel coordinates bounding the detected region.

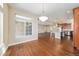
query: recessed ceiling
[{"left": 9, "top": 3, "right": 79, "bottom": 25}]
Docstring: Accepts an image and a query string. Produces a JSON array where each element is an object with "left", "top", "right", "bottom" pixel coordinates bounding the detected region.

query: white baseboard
[
  {"left": 1, "top": 46, "right": 8, "bottom": 56},
  {"left": 8, "top": 39, "right": 38, "bottom": 47}
]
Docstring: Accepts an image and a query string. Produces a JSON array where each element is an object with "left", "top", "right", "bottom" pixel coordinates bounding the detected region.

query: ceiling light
[
  {"left": 39, "top": 16, "right": 48, "bottom": 22},
  {"left": 39, "top": 3, "right": 48, "bottom": 22}
]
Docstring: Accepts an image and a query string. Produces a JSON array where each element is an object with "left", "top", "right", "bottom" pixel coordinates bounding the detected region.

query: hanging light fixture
[{"left": 39, "top": 3, "right": 48, "bottom": 22}]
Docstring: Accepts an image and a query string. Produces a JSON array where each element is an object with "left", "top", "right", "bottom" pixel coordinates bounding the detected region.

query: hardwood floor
[{"left": 4, "top": 36, "right": 79, "bottom": 56}]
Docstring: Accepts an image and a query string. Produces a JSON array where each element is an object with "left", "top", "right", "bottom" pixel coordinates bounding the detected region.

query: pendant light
[{"left": 39, "top": 3, "right": 48, "bottom": 22}]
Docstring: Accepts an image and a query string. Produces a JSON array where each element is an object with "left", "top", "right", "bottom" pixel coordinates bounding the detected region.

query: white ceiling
[{"left": 9, "top": 3, "right": 79, "bottom": 25}]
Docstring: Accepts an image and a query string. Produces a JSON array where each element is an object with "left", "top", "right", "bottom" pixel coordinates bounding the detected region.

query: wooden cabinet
[{"left": 73, "top": 7, "right": 79, "bottom": 49}]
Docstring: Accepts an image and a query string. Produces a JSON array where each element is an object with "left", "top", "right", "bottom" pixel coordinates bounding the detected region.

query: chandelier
[{"left": 39, "top": 3, "right": 48, "bottom": 22}]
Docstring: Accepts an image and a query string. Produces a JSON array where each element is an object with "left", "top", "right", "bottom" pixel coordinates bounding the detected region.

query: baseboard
[
  {"left": 1, "top": 46, "right": 8, "bottom": 56},
  {"left": 8, "top": 39, "right": 38, "bottom": 47}
]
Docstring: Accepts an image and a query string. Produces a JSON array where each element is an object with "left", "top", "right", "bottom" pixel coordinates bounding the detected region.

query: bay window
[{"left": 15, "top": 15, "right": 32, "bottom": 38}]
